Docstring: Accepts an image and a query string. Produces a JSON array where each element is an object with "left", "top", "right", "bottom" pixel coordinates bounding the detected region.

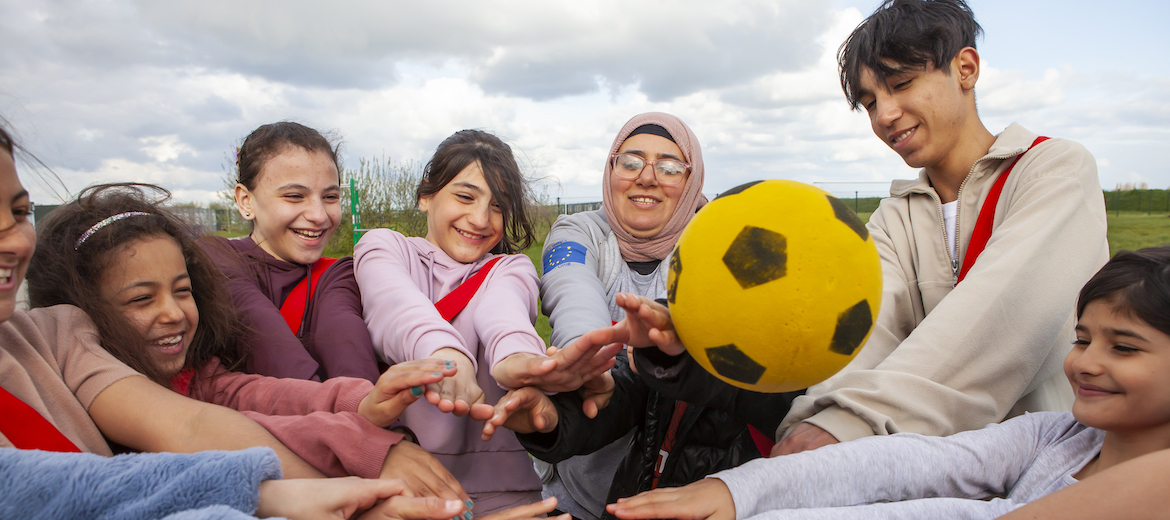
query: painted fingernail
[
  {"left": 463, "top": 511, "right": 474, "bottom": 520},
  {"left": 433, "top": 372, "right": 443, "bottom": 376},
  {"left": 464, "top": 500, "right": 474, "bottom": 509},
  {"left": 411, "top": 386, "right": 423, "bottom": 397}
]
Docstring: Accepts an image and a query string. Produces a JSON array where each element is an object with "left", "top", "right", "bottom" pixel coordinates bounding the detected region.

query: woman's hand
[
  {"left": 482, "top": 386, "right": 560, "bottom": 441},
  {"left": 493, "top": 330, "right": 624, "bottom": 393},
  {"left": 358, "top": 359, "right": 458, "bottom": 428},
  {"left": 614, "top": 292, "right": 684, "bottom": 356},
  {"left": 424, "top": 349, "right": 493, "bottom": 419}
]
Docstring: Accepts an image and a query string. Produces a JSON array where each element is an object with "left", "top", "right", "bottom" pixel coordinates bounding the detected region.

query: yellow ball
[{"left": 667, "top": 180, "right": 882, "bottom": 393}]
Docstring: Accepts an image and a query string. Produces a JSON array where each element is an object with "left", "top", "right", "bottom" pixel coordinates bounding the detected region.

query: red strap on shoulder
[
  {"left": 280, "top": 257, "right": 339, "bottom": 334},
  {"left": 956, "top": 136, "right": 1049, "bottom": 285},
  {"left": 0, "top": 385, "right": 82, "bottom": 452},
  {"left": 435, "top": 256, "right": 504, "bottom": 322}
]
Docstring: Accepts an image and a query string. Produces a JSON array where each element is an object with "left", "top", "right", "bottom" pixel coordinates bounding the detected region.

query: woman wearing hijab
[{"left": 514, "top": 113, "right": 793, "bottom": 520}]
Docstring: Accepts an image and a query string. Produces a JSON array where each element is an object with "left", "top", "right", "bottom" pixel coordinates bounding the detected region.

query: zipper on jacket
[{"left": 948, "top": 145, "right": 1030, "bottom": 287}]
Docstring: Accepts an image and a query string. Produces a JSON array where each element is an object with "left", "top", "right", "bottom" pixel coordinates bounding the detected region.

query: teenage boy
[
  {"left": 601, "top": 0, "right": 1108, "bottom": 462},
  {"left": 590, "top": 0, "right": 1109, "bottom": 517},
  {"left": 770, "top": 0, "right": 1111, "bottom": 455}
]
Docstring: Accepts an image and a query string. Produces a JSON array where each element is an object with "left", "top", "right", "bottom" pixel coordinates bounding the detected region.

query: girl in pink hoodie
[{"left": 354, "top": 130, "right": 619, "bottom": 515}]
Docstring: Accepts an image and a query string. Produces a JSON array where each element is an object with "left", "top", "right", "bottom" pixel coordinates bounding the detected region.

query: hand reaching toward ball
[{"left": 613, "top": 292, "right": 685, "bottom": 356}]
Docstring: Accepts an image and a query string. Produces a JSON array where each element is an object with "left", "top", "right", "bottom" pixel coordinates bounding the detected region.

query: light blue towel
[{"left": 0, "top": 447, "right": 282, "bottom": 520}]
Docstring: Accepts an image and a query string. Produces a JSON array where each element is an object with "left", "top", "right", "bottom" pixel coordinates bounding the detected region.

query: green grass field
[{"left": 231, "top": 209, "right": 1169, "bottom": 348}]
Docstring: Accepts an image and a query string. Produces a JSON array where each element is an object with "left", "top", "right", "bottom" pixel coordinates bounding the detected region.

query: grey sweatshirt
[{"left": 715, "top": 411, "right": 1102, "bottom": 520}]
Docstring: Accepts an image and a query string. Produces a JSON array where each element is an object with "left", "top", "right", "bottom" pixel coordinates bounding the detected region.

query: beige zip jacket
[{"left": 780, "top": 123, "right": 1110, "bottom": 442}]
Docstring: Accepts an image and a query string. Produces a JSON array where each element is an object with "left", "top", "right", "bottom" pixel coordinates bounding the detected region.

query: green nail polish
[
  {"left": 411, "top": 386, "right": 423, "bottom": 396},
  {"left": 464, "top": 500, "right": 474, "bottom": 509},
  {"left": 463, "top": 512, "right": 474, "bottom": 520}
]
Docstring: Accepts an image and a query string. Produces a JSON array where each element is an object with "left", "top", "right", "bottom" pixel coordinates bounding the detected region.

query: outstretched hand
[
  {"left": 613, "top": 293, "right": 684, "bottom": 356},
  {"left": 358, "top": 359, "right": 458, "bottom": 428},
  {"left": 477, "top": 497, "right": 569, "bottom": 520},
  {"left": 255, "top": 476, "right": 464, "bottom": 520},
  {"left": 606, "top": 478, "right": 735, "bottom": 520},
  {"left": 493, "top": 329, "right": 624, "bottom": 393},
  {"left": 423, "top": 349, "right": 494, "bottom": 420},
  {"left": 379, "top": 440, "right": 470, "bottom": 504},
  {"left": 482, "top": 386, "right": 560, "bottom": 441}
]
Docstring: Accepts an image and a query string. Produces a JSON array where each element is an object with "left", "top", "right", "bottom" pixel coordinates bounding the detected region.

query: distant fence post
[{"left": 350, "top": 178, "right": 362, "bottom": 246}]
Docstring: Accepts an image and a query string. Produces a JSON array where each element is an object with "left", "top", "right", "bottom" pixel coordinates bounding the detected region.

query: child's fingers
[
  {"left": 370, "top": 496, "right": 464, "bottom": 520},
  {"left": 648, "top": 328, "right": 686, "bottom": 357},
  {"left": 469, "top": 403, "right": 494, "bottom": 422}
]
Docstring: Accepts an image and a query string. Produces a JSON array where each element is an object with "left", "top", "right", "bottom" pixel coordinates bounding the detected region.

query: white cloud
[{"left": 1, "top": 0, "right": 1168, "bottom": 207}]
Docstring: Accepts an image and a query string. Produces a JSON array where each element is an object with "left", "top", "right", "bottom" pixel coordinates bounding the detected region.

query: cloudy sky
[{"left": 2, "top": 0, "right": 1168, "bottom": 207}]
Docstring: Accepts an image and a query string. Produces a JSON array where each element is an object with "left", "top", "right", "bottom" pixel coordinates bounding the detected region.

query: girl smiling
[{"left": 205, "top": 122, "right": 379, "bottom": 382}]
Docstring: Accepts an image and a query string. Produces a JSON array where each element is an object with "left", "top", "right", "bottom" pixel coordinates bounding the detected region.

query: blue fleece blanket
[{"left": 0, "top": 447, "right": 282, "bottom": 520}]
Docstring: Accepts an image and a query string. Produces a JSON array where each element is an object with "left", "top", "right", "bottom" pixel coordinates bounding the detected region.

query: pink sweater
[
  {"left": 187, "top": 358, "right": 402, "bottom": 479},
  {"left": 353, "top": 229, "right": 545, "bottom": 511}
]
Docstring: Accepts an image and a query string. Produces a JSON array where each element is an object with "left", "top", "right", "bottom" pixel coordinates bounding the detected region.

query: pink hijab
[{"left": 602, "top": 112, "right": 707, "bottom": 262}]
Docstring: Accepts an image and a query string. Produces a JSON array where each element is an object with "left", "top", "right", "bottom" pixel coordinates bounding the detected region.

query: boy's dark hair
[
  {"left": 1077, "top": 246, "right": 1170, "bottom": 338},
  {"left": 236, "top": 121, "right": 341, "bottom": 190},
  {"left": 27, "top": 183, "right": 246, "bottom": 385},
  {"left": 838, "top": 0, "right": 983, "bottom": 109},
  {"left": 0, "top": 124, "right": 12, "bottom": 155},
  {"left": 416, "top": 129, "right": 536, "bottom": 255}
]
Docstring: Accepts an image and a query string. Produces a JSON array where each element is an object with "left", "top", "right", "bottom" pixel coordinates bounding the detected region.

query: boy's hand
[
  {"left": 492, "top": 331, "right": 623, "bottom": 393},
  {"left": 482, "top": 386, "right": 560, "bottom": 441},
  {"left": 613, "top": 292, "right": 685, "bottom": 356},
  {"left": 606, "top": 478, "right": 735, "bottom": 520},
  {"left": 771, "top": 422, "right": 838, "bottom": 456},
  {"left": 379, "top": 440, "right": 470, "bottom": 505},
  {"left": 425, "top": 349, "right": 493, "bottom": 419},
  {"left": 580, "top": 371, "right": 615, "bottom": 419},
  {"left": 358, "top": 359, "right": 457, "bottom": 428}
]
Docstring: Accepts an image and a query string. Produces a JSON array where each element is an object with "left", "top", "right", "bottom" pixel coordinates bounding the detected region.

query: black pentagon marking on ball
[
  {"left": 706, "top": 344, "right": 766, "bottom": 385},
  {"left": 826, "top": 195, "right": 869, "bottom": 241},
  {"left": 667, "top": 247, "right": 682, "bottom": 304},
  {"left": 723, "top": 225, "right": 787, "bottom": 289},
  {"left": 829, "top": 300, "right": 873, "bottom": 356},
  {"left": 714, "top": 180, "right": 764, "bottom": 200}
]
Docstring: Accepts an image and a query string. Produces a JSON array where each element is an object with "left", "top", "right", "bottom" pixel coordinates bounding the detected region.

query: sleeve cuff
[{"left": 800, "top": 406, "right": 877, "bottom": 443}]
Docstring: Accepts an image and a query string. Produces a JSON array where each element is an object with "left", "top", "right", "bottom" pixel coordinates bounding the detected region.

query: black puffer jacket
[{"left": 518, "top": 349, "right": 800, "bottom": 519}]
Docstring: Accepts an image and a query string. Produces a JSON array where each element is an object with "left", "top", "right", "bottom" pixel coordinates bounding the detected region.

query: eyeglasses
[{"left": 610, "top": 153, "right": 690, "bottom": 186}]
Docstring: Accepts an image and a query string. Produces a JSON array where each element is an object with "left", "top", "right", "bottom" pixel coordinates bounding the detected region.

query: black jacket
[{"left": 517, "top": 349, "right": 801, "bottom": 519}]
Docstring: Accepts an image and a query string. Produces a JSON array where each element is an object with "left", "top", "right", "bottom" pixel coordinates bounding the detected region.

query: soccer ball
[{"left": 667, "top": 180, "right": 882, "bottom": 393}]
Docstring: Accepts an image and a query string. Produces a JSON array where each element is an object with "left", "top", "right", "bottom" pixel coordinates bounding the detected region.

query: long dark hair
[
  {"left": 27, "top": 183, "right": 245, "bottom": 385},
  {"left": 1077, "top": 246, "right": 1170, "bottom": 337},
  {"left": 416, "top": 129, "right": 536, "bottom": 255}
]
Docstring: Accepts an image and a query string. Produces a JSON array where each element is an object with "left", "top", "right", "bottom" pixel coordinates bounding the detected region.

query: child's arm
[
  {"left": 303, "top": 257, "right": 382, "bottom": 382},
  {"left": 613, "top": 413, "right": 1078, "bottom": 520},
  {"left": 354, "top": 230, "right": 488, "bottom": 416},
  {"left": 199, "top": 236, "right": 321, "bottom": 380},
  {"left": 87, "top": 375, "right": 324, "bottom": 478}
]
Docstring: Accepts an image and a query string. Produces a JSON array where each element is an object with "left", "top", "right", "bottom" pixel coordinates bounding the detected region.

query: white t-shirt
[{"left": 941, "top": 200, "right": 958, "bottom": 261}]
